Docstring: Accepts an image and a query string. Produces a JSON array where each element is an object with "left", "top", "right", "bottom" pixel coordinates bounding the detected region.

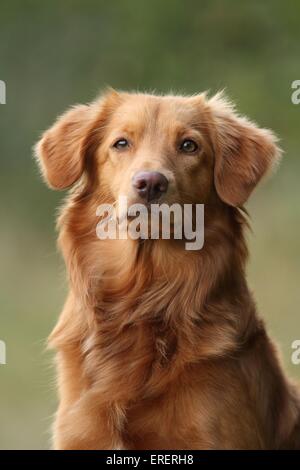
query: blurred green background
[{"left": 0, "top": 0, "right": 300, "bottom": 449}]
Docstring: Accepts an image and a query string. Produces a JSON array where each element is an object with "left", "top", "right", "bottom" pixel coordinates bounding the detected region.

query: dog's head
[{"left": 35, "top": 89, "right": 281, "bottom": 214}]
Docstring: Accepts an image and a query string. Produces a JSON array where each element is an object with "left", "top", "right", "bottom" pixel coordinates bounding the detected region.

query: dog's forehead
[{"left": 109, "top": 94, "right": 203, "bottom": 131}]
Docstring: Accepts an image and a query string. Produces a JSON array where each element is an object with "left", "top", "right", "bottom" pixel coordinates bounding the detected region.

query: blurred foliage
[{"left": 0, "top": 0, "right": 300, "bottom": 449}]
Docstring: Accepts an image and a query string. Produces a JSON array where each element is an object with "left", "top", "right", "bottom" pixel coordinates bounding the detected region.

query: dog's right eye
[{"left": 113, "top": 139, "right": 129, "bottom": 150}]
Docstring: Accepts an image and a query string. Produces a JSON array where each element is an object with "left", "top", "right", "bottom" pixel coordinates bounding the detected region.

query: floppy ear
[
  {"left": 35, "top": 104, "right": 99, "bottom": 189},
  {"left": 208, "top": 93, "right": 282, "bottom": 207},
  {"left": 35, "top": 90, "right": 121, "bottom": 190}
]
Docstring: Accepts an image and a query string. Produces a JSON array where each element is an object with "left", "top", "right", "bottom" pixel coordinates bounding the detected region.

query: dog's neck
[
  {"left": 60, "top": 198, "right": 258, "bottom": 353},
  {"left": 51, "top": 200, "right": 262, "bottom": 399}
]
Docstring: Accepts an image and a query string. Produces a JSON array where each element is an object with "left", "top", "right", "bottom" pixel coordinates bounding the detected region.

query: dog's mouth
[
  {"left": 99, "top": 202, "right": 180, "bottom": 240},
  {"left": 96, "top": 198, "right": 204, "bottom": 248}
]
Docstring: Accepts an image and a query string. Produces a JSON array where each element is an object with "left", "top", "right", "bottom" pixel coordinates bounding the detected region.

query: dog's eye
[
  {"left": 180, "top": 139, "right": 198, "bottom": 154},
  {"left": 113, "top": 138, "right": 129, "bottom": 150}
]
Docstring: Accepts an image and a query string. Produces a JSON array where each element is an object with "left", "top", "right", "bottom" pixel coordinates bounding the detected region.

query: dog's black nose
[{"left": 132, "top": 171, "right": 169, "bottom": 201}]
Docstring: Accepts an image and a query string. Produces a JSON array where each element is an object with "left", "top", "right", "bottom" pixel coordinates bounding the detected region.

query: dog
[{"left": 35, "top": 89, "right": 300, "bottom": 449}]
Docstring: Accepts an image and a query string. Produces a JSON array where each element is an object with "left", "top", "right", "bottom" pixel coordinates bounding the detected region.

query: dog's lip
[{"left": 127, "top": 199, "right": 178, "bottom": 208}]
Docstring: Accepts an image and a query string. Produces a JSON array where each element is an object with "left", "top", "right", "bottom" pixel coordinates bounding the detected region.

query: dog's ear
[
  {"left": 208, "top": 92, "right": 282, "bottom": 207},
  {"left": 35, "top": 90, "right": 121, "bottom": 190},
  {"left": 35, "top": 104, "right": 97, "bottom": 189}
]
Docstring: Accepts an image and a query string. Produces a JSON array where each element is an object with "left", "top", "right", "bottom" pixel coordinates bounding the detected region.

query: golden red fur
[{"left": 35, "top": 90, "right": 300, "bottom": 449}]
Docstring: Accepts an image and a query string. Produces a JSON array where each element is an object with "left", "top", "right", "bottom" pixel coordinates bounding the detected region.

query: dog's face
[
  {"left": 97, "top": 94, "right": 215, "bottom": 210},
  {"left": 35, "top": 90, "right": 281, "bottom": 213}
]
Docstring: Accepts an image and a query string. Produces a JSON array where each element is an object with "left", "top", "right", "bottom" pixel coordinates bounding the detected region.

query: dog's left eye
[
  {"left": 113, "top": 139, "right": 129, "bottom": 150},
  {"left": 180, "top": 139, "right": 198, "bottom": 154}
]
